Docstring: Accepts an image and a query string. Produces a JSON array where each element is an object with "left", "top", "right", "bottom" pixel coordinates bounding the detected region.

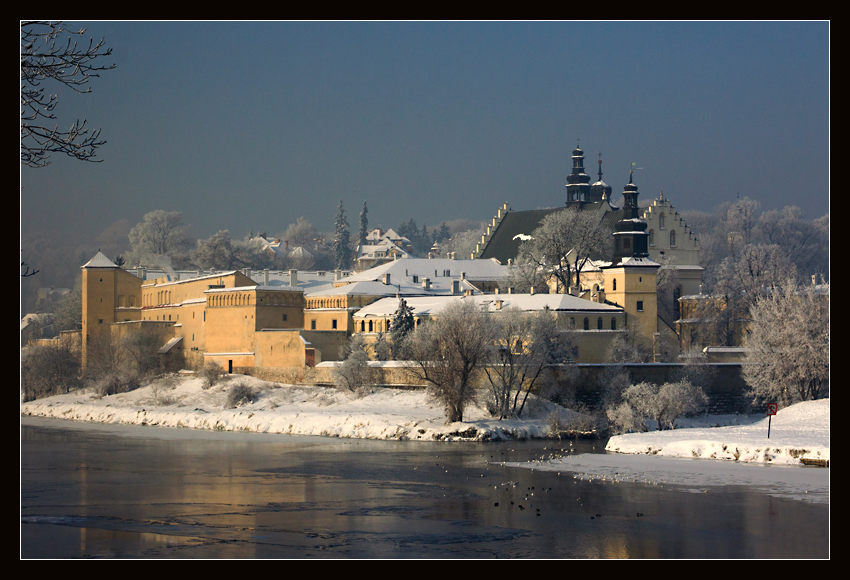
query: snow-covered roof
[
  {"left": 340, "top": 257, "right": 509, "bottom": 284},
  {"left": 353, "top": 293, "right": 623, "bottom": 318},
  {"left": 305, "top": 277, "right": 481, "bottom": 298},
  {"left": 81, "top": 251, "right": 118, "bottom": 269}
]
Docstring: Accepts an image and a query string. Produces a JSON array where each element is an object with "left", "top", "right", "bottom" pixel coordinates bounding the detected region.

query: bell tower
[
  {"left": 565, "top": 141, "right": 591, "bottom": 204},
  {"left": 602, "top": 173, "right": 660, "bottom": 341}
]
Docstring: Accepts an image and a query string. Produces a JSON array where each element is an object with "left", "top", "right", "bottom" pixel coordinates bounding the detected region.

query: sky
[{"left": 20, "top": 21, "right": 830, "bottom": 247}]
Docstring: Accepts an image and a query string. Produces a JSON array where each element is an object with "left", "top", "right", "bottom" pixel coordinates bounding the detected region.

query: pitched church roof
[{"left": 474, "top": 146, "right": 641, "bottom": 265}]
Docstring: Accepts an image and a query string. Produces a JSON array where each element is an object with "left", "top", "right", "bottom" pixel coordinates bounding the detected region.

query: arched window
[
  {"left": 583, "top": 317, "right": 589, "bottom": 330},
  {"left": 659, "top": 212, "right": 666, "bottom": 229},
  {"left": 612, "top": 278, "right": 617, "bottom": 291},
  {"left": 648, "top": 229, "right": 655, "bottom": 246},
  {"left": 611, "top": 318, "right": 616, "bottom": 330},
  {"left": 597, "top": 317, "right": 603, "bottom": 330},
  {"left": 670, "top": 229, "right": 677, "bottom": 246}
]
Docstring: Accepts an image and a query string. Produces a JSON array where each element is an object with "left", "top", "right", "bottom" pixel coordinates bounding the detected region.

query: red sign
[{"left": 766, "top": 403, "right": 778, "bottom": 416}]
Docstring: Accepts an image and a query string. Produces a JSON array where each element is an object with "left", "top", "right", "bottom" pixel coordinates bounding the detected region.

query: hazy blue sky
[{"left": 21, "top": 21, "right": 829, "bottom": 246}]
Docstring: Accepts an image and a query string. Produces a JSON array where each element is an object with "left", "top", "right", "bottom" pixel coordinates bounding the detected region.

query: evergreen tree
[
  {"left": 333, "top": 199, "right": 352, "bottom": 270},
  {"left": 358, "top": 200, "right": 369, "bottom": 250},
  {"left": 389, "top": 297, "right": 415, "bottom": 354}
]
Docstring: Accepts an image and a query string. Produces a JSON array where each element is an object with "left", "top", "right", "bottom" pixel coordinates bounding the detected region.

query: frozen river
[{"left": 21, "top": 416, "right": 829, "bottom": 558}]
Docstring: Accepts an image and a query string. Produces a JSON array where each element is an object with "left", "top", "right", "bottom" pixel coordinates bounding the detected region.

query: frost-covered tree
[
  {"left": 279, "top": 216, "right": 318, "bottom": 250},
  {"left": 607, "top": 380, "right": 708, "bottom": 433},
  {"left": 334, "top": 334, "right": 377, "bottom": 394},
  {"left": 743, "top": 281, "right": 829, "bottom": 408},
  {"left": 332, "top": 199, "right": 352, "bottom": 270},
  {"left": 193, "top": 230, "right": 235, "bottom": 270},
  {"left": 128, "top": 210, "right": 192, "bottom": 267}
]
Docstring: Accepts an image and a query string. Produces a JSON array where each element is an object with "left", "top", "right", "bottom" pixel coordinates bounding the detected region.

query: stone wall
[{"left": 238, "top": 361, "right": 752, "bottom": 414}]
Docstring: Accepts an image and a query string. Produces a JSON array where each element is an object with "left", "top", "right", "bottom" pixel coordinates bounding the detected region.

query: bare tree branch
[{"left": 21, "top": 21, "right": 115, "bottom": 168}]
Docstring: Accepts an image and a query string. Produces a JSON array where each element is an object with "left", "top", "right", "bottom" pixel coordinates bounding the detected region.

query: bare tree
[
  {"left": 517, "top": 207, "right": 611, "bottom": 293},
  {"left": 743, "top": 281, "right": 829, "bottom": 408},
  {"left": 402, "top": 299, "right": 496, "bottom": 423},
  {"left": 483, "top": 307, "right": 572, "bottom": 419},
  {"left": 21, "top": 21, "right": 115, "bottom": 168}
]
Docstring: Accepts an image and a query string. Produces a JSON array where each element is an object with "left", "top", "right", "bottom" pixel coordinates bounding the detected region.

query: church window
[
  {"left": 611, "top": 318, "right": 616, "bottom": 330},
  {"left": 648, "top": 230, "right": 655, "bottom": 245},
  {"left": 659, "top": 213, "right": 665, "bottom": 229},
  {"left": 597, "top": 317, "right": 603, "bottom": 330},
  {"left": 583, "top": 317, "right": 589, "bottom": 330},
  {"left": 670, "top": 230, "right": 677, "bottom": 246}
]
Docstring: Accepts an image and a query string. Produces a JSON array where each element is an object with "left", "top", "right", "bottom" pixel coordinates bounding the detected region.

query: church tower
[
  {"left": 565, "top": 143, "right": 592, "bottom": 204},
  {"left": 602, "top": 173, "right": 660, "bottom": 341},
  {"left": 588, "top": 152, "right": 613, "bottom": 203}
]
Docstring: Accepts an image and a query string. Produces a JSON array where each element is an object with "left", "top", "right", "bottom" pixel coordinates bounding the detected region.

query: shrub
[
  {"left": 226, "top": 381, "right": 255, "bottom": 408},
  {"left": 21, "top": 342, "right": 81, "bottom": 401},
  {"left": 200, "top": 360, "right": 225, "bottom": 389},
  {"left": 91, "top": 371, "right": 141, "bottom": 398}
]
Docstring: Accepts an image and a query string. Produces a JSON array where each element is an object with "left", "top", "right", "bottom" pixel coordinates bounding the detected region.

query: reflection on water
[{"left": 21, "top": 417, "right": 829, "bottom": 558}]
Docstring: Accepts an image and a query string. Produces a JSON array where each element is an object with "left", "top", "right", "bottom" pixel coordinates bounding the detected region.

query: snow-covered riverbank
[
  {"left": 20, "top": 374, "right": 829, "bottom": 467},
  {"left": 605, "top": 398, "right": 829, "bottom": 465},
  {"left": 20, "top": 374, "right": 579, "bottom": 442}
]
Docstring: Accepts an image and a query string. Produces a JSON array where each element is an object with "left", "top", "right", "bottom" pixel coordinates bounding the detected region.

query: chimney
[
  {"left": 264, "top": 268, "right": 269, "bottom": 286},
  {"left": 335, "top": 269, "right": 341, "bottom": 281},
  {"left": 383, "top": 273, "right": 391, "bottom": 285},
  {"left": 289, "top": 269, "right": 298, "bottom": 287},
  {"left": 495, "top": 299, "right": 503, "bottom": 310},
  {"left": 460, "top": 271, "right": 466, "bottom": 280},
  {"left": 422, "top": 277, "right": 431, "bottom": 291},
  {"left": 507, "top": 286, "right": 514, "bottom": 294}
]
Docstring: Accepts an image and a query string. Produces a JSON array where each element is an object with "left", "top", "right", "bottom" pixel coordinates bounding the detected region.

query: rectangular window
[
  {"left": 282, "top": 314, "right": 288, "bottom": 321},
  {"left": 311, "top": 320, "right": 316, "bottom": 330},
  {"left": 637, "top": 301, "right": 644, "bottom": 312},
  {"left": 332, "top": 319, "right": 337, "bottom": 329}
]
